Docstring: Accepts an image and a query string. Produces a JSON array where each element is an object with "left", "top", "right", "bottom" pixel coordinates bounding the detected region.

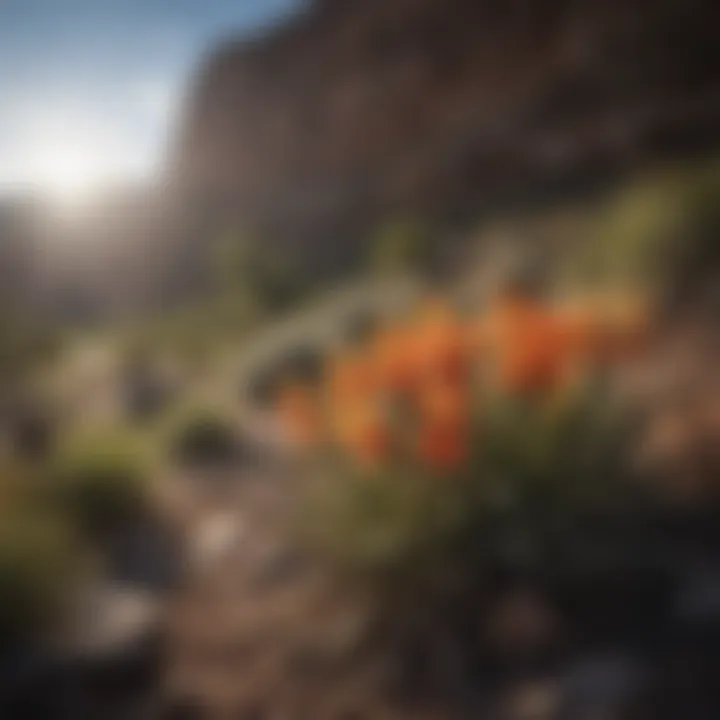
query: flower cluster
[{"left": 275, "top": 289, "right": 650, "bottom": 476}]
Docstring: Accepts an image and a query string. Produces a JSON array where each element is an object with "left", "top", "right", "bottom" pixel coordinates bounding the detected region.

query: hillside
[
  {"left": 172, "top": 0, "right": 720, "bottom": 267},
  {"left": 3, "top": 0, "right": 720, "bottom": 320}
]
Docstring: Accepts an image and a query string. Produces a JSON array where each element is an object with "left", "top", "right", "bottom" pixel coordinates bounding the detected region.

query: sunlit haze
[
  {"left": 6, "top": 110, "right": 154, "bottom": 205},
  {"left": 0, "top": 0, "right": 305, "bottom": 202}
]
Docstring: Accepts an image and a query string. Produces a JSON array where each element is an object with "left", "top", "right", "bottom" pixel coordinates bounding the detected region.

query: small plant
[
  {"left": 570, "top": 156, "right": 720, "bottom": 306},
  {"left": 0, "top": 511, "right": 83, "bottom": 647},
  {"left": 276, "top": 287, "right": 653, "bottom": 585},
  {"left": 0, "top": 463, "right": 86, "bottom": 648},
  {"left": 169, "top": 408, "right": 238, "bottom": 467},
  {"left": 50, "top": 434, "right": 150, "bottom": 540}
]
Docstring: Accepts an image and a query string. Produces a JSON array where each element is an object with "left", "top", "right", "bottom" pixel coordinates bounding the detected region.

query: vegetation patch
[{"left": 49, "top": 432, "right": 151, "bottom": 541}]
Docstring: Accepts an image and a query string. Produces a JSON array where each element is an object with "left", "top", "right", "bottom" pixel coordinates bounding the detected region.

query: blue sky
[{"left": 0, "top": 0, "right": 304, "bottom": 196}]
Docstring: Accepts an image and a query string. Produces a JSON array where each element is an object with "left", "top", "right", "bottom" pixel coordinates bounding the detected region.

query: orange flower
[
  {"left": 417, "top": 420, "right": 469, "bottom": 472},
  {"left": 414, "top": 302, "right": 470, "bottom": 384},
  {"left": 467, "top": 317, "right": 489, "bottom": 358},
  {"left": 372, "top": 324, "right": 421, "bottom": 394},
  {"left": 327, "top": 351, "right": 377, "bottom": 404},
  {"left": 416, "top": 380, "right": 470, "bottom": 429},
  {"left": 276, "top": 384, "right": 324, "bottom": 447},
  {"left": 488, "top": 296, "right": 573, "bottom": 394},
  {"left": 335, "top": 402, "right": 392, "bottom": 469}
]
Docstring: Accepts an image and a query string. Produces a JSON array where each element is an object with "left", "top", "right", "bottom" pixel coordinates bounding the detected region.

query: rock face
[{"left": 172, "top": 0, "right": 720, "bottom": 265}]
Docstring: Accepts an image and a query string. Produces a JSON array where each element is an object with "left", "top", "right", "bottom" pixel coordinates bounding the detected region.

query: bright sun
[
  {"left": 3, "top": 93, "right": 168, "bottom": 206},
  {"left": 32, "top": 142, "right": 116, "bottom": 204},
  {"left": 19, "top": 126, "right": 146, "bottom": 207}
]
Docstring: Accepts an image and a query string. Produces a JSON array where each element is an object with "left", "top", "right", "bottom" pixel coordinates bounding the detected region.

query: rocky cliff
[{"left": 173, "top": 0, "right": 720, "bottom": 265}]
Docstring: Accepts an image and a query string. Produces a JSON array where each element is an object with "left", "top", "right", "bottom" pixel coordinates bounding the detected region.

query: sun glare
[
  {"left": 17, "top": 125, "right": 148, "bottom": 209},
  {"left": 31, "top": 142, "right": 116, "bottom": 205}
]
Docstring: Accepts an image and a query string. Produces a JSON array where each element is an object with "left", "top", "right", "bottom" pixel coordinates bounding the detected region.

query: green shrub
[
  {"left": 299, "top": 380, "right": 640, "bottom": 586},
  {"left": 569, "top": 156, "right": 720, "bottom": 302},
  {"left": 478, "top": 383, "right": 640, "bottom": 536},
  {"left": 302, "top": 465, "right": 476, "bottom": 583},
  {"left": 50, "top": 434, "right": 150, "bottom": 539},
  {"left": 0, "top": 512, "right": 83, "bottom": 646},
  {"left": 168, "top": 408, "right": 238, "bottom": 467}
]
